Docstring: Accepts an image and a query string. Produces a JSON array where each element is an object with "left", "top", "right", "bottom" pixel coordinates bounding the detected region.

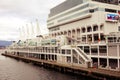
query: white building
[
  {"left": 47, "top": 0, "right": 120, "bottom": 70},
  {"left": 5, "top": 0, "right": 120, "bottom": 71}
]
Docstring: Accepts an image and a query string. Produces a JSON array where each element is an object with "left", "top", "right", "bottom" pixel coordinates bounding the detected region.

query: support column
[
  {"left": 50, "top": 55, "right": 52, "bottom": 61},
  {"left": 107, "top": 58, "right": 109, "bottom": 69},
  {"left": 44, "top": 54, "right": 46, "bottom": 60},
  {"left": 117, "top": 44, "right": 119, "bottom": 57},
  {"left": 90, "top": 45, "right": 91, "bottom": 56},
  {"left": 98, "top": 25, "right": 101, "bottom": 44},
  {"left": 40, "top": 54, "right": 41, "bottom": 59},
  {"left": 118, "top": 59, "right": 119, "bottom": 71},
  {"left": 71, "top": 49, "right": 73, "bottom": 64},
  {"left": 92, "top": 34, "right": 94, "bottom": 43},
  {"left": 75, "top": 29, "right": 77, "bottom": 41},
  {"left": 117, "top": 45, "right": 120, "bottom": 71},
  {"left": 98, "top": 58, "right": 100, "bottom": 68},
  {"left": 98, "top": 33, "right": 101, "bottom": 44},
  {"left": 107, "top": 45, "right": 109, "bottom": 69},
  {"left": 98, "top": 45, "right": 100, "bottom": 67},
  {"left": 86, "top": 35, "right": 87, "bottom": 43},
  {"left": 78, "top": 55, "right": 79, "bottom": 64}
]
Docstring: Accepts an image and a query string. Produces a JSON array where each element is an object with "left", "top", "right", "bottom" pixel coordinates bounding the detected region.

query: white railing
[{"left": 76, "top": 47, "right": 91, "bottom": 61}]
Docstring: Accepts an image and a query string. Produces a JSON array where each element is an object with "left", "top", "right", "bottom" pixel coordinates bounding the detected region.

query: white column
[
  {"left": 117, "top": 44, "right": 119, "bottom": 57},
  {"left": 40, "top": 54, "right": 41, "bottom": 59},
  {"left": 44, "top": 54, "right": 46, "bottom": 60},
  {"left": 98, "top": 25, "right": 101, "bottom": 44},
  {"left": 90, "top": 45, "right": 91, "bottom": 56},
  {"left": 86, "top": 35, "right": 87, "bottom": 43}
]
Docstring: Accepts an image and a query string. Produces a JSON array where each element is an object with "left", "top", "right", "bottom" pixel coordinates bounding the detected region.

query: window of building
[
  {"left": 92, "top": 0, "right": 118, "bottom": 5},
  {"left": 99, "top": 46, "right": 107, "bottom": 53},
  {"left": 91, "top": 46, "right": 98, "bottom": 53},
  {"left": 94, "top": 34, "right": 99, "bottom": 42},
  {"left": 89, "top": 9, "right": 94, "bottom": 13},
  {"left": 105, "top": 8, "right": 116, "bottom": 13},
  {"left": 118, "top": 26, "right": 120, "bottom": 31},
  {"left": 78, "top": 46, "right": 83, "bottom": 50},
  {"left": 84, "top": 46, "right": 90, "bottom": 54},
  {"left": 62, "top": 50, "right": 65, "bottom": 54},
  {"left": 100, "top": 34, "right": 105, "bottom": 41},
  {"left": 82, "top": 27, "right": 86, "bottom": 33},
  {"left": 49, "top": 27, "right": 60, "bottom": 32},
  {"left": 47, "top": 22, "right": 54, "bottom": 26},
  {"left": 93, "top": 25, "right": 98, "bottom": 31},
  {"left": 82, "top": 36, "right": 86, "bottom": 42},
  {"left": 87, "top": 26, "right": 92, "bottom": 32}
]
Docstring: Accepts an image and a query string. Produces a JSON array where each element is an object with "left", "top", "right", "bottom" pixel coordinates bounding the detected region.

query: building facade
[{"left": 47, "top": 0, "right": 120, "bottom": 70}]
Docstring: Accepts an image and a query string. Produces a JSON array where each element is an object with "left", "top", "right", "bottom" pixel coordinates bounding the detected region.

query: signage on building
[{"left": 106, "top": 13, "right": 119, "bottom": 22}]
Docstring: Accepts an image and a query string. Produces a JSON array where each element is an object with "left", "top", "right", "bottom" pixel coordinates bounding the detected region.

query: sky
[{"left": 0, "top": 0, "right": 65, "bottom": 41}]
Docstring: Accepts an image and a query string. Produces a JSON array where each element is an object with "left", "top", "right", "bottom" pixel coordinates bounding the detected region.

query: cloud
[{"left": 0, "top": 0, "right": 65, "bottom": 41}]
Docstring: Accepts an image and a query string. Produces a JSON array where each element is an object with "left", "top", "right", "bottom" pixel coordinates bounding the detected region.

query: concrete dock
[{"left": 2, "top": 53, "right": 120, "bottom": 80}]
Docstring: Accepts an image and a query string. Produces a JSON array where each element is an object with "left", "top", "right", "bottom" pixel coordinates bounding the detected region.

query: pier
[{"left": 2, "top": 53, "right": 120, "bottom": 80}]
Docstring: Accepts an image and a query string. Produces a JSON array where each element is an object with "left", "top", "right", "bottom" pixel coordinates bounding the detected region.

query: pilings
[{"left": 2, "top": 53, "right": 120, "bottom": 80}]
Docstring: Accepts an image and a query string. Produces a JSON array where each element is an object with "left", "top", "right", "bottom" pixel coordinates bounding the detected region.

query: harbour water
[{"left": 0, "top": 50, "right": 94, "bottom": 80}]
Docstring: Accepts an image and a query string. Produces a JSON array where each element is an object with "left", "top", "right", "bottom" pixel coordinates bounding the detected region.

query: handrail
[
  {"left": 76, "top": 47, "right": 90, "bottom": 60},
  {"left": 73, "top": 52, "right": 85, "bottom": 64}
]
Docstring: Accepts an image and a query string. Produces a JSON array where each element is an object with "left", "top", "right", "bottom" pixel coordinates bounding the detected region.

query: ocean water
[{"left": 0, "top": 51, "right": 94, "bottom": 80}]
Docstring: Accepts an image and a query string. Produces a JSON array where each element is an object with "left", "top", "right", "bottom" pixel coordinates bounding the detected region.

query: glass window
[
  {"left": 89, "top": 9, "right": 94, "bottom": 13},
  {"left": 118, "top": 26, "right": 120, "bottom": 31},
  {"left": 99, "top": 46, "right": 107, "bottom": 53},
  {"left": 105, "top": 8, "right": 117, "bottom": 13},
  {"left": 62, "top": 50, "right": 65, "bottom": 54},
  {"left": 91, "top": 46, "right": 98, "bottom": 53},
  {"left": 84, "top": 46, "right": 90, "bottom": 53}
]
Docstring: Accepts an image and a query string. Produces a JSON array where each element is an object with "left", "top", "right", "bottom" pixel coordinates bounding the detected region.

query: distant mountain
[{"left": 0, "top": 40, "right": 13, "bottom": 47}]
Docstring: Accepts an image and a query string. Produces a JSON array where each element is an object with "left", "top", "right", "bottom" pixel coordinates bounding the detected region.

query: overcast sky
[{"left": 0, "top": 0, "right": 65, "bottom": 41}]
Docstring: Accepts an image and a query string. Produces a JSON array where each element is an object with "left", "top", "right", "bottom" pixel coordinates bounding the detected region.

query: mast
[
  {"left": 36, "top": 19, "right": 41, "bottom": 36},
  {"left": 26, "top": 24, "right": 30, "bottom": 39},
  {"left": 22, "top": 26, "right": 25, "bottom": 40},
  {"left": 31, "top": 22, "right": 35, "bottom": 38},
  {"left": 19, "top": 27, "right": 22, "bottom": 39}
]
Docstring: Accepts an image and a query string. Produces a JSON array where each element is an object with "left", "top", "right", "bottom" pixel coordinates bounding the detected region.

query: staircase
[{"left": 72, "top": 47, "right": 92, "bottom": 68}]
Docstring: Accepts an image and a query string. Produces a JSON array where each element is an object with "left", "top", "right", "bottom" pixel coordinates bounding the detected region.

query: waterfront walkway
[{"left": 2, "top": 53, "right": 120, "bottom": 80}]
